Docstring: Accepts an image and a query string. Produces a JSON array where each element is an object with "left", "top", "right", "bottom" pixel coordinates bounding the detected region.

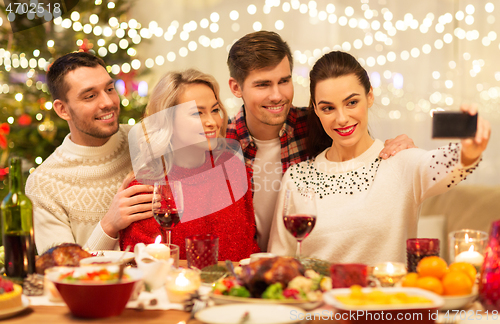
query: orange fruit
[
  {"left": 416, "top": 276, "right": 444, "bottom": 295},
  {"left": 401, "top": 273, "right": 419, "bottom": 288},
  {"left": 442, "top": 271, "right": 473, "bottom": 296},
  {"left": 449, "top": 262, "right": 477, "bottom": 283},
  {"left": 417, "top": 256, "right": 448, "bottom": 279}
]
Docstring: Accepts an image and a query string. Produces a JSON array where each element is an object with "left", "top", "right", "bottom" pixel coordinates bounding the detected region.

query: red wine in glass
[
  {"left": 283, "top": 214, "right": 316, "bottom": 241},
  {"left": 282, "top": 186, "right": 317, "bottom": 259},
  {"left": 153, "top": 209, "right": 181, "bottom": 229},
  {"left": 153, "top": 181, "right": 183, "bottom": 244}
]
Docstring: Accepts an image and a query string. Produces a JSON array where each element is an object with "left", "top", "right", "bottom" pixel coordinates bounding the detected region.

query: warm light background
[{"left": 130, "top": 0, "right": 499, "bottom": 185}]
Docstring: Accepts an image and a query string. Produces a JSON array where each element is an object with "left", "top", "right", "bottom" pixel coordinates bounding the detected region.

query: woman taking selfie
[{"left": 268, "top": 51, "right": 490, "bottom": 264}]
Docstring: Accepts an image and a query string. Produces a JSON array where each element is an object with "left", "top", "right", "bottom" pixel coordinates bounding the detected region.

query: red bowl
[
  {"left": 46, "top": 266, "right": 143, "bottom": 318},
  {"left": 323, "top": 287, "right": 444, "bottom": 324}
]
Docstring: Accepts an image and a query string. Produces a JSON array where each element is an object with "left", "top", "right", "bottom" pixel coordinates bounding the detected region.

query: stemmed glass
[
  {"left": 152, "top": 181, "right": 184, "bottom": 244},
  {"left": 282, "top": 184, "right": 317, "bottom": 259}
]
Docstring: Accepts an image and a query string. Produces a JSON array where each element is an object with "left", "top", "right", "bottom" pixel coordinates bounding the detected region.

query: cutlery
[
  {"left": 238, "top": 311, "right": 250, "bottom": 324},
  {"left": 225, "top": 260, "right": 243, "bottom": 284},
  {"left": 117, "top": 245, "right": 132, "bottom": 281}
]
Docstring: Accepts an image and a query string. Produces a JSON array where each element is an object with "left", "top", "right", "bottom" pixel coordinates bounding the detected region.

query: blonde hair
[{"left": 134, "top": 69, "right": 228, "bottom": 179}]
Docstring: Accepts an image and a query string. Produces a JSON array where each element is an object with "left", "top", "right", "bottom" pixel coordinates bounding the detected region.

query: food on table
[
  {"left": 416, "top": 276, "right": 443, "bottom": 295},
  {"left": 402, "top": 256, "right": 476, "bottom": 296},
  {"left": 57, "top": 268, "right": 130, "bottom": 283},
  {"left": 35, "top": 243, "right": 92, "bottom": 274},
  {"left": 213, "top": 257, "right": 331, "bottom": 301},
  {"left": 448, "top": 262, "right": 476, "bottom": 283},
  {"left": 335, "top": 285, "right": 433, "bottom": 306},
  {"left": 416, "top": 256, "right": 448, "bottom": 279},
  {"left": 442, "top": 271, "right": 473, "bottom": 296},
  {"left": 239, "top": 256, "right": 305, "bottom": 297},
  {"left": 0, "top": 277, "right": 23, "bottom": 311}
]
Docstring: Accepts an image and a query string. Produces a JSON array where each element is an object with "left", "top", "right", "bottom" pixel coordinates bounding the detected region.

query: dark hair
[
  {"left": 227, "top": 31, "right": 293, "bottom": 85},
  {"left": 306, "top": 51, "right": 371, "bottom": 157},
  {"left": 47, "top": 52, "right": 107, "bottom": 101}
]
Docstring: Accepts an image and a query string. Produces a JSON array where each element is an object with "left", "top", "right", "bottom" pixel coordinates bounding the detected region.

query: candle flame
[
  {"left": 468, "top": 245, "right": 475, "bottom": 252},
  {"left": 387, "top": 262, "right": 395, "bottom": 275},
  {"left": 154, "top": 235, "right": 162, "bottom": 244},
  {"left": 175, "top": 273, "right": 190, "bottom": 287}
]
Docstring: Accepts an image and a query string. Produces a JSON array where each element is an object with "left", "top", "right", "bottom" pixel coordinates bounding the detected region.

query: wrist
[{"left": 100, "top": 218, "right": 118, "bottom": 239}]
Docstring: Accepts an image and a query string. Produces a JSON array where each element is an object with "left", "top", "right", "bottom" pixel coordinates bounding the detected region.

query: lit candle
[
  {"left": 146, "top": 235, "right": 170, "bottom": 260},
  {"left": 455, "top": 245, "right": 484, "bottom": 267},
  {"left": 165, "top": 269, "right": 201, "bottom": 303},
  {"left": 372, "top": 262, "right": 407, "bottom": 287}
]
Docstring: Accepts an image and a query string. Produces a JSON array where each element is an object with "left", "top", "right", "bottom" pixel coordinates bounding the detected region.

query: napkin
[{"left": 134, "top": 243, "right": 173, "bottom": 291}]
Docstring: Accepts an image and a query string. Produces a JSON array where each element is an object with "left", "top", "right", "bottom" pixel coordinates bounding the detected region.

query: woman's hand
[{"left": 460, "top": 104, "right": 490, "bottom": 166}]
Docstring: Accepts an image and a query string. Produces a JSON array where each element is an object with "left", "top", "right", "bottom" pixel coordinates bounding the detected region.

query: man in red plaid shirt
[{"left": 226, "top": 31, "right": 415, "bottom": 251}]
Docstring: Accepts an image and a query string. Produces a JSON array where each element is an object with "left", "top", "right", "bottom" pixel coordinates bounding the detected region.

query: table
[{"left": 5, "top": 261, "right": 492, "bottom": 324}]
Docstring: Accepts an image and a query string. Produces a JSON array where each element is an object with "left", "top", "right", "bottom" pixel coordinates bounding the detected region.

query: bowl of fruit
[{"left": 401, "top": 256, "right": 478, "bottom": 310}]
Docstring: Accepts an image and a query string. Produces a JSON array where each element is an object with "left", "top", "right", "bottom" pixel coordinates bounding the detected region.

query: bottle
[{"left": 1, "top": 157, "right": 36, "bottom": 278}]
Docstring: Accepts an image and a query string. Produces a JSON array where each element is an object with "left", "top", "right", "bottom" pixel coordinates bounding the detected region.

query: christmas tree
[{"left": 0, "top": 0, "right": 148, "bottom": 198}]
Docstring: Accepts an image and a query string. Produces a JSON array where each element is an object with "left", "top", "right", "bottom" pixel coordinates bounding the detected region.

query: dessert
[
  {"left": 35, "top": 243, "right": 92, "bottom": 274},
  {"left": 0, "top": 277, "right": 23, "bottom": 311}
]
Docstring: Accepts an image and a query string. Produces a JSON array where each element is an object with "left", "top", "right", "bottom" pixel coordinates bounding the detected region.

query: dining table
[{"left": 5, "top": 261, "right": 495, "bottom": 324}]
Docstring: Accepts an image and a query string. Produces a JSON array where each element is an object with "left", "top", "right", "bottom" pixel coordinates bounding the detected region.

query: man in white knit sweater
[{"left": 26, "top": 52, "right": 154, "bottom": 254}]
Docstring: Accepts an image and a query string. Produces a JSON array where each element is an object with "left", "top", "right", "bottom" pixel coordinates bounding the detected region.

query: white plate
[
  {"left": 87, "top": 250, "right": 135, "bottom": 263},
  {"left": 210, "top": 293, "right": 323, "bottom": 311},
  {"left": 0, "top": 295, "right": 29, "bottom": 320},
  {"left": 239, "top": 258, "right": 250, "bottom": 266},
  {"left": 323, "top": 287, "right": 444, "bottom": 311},
  {"left": 195, "top": 304, "right": 304, "bottom": 324}
]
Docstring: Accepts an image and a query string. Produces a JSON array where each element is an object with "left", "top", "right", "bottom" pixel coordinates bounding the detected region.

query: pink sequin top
[{"left": 119, "top": 151, "right": 260, "bottom": 261}]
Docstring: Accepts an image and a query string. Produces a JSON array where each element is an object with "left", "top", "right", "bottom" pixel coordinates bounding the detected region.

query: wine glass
[
  {"left": 282, "top": 185, "right": 317, "bottom": 259},
  {"left": 152, "top": 181, "right": 184, "bottom": 244}
]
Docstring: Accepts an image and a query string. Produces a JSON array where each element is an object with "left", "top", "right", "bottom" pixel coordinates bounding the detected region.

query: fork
[{"left": 187, "top": 299, "right": 205, "bottom": 322}]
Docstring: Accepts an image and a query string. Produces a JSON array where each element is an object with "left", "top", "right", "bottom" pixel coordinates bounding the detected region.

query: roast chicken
[
  {"left": 239, "top": 256, "right": 305, "bottom": 297},
  {"left": 35, "top": 243, "right": 92, "bottom": 274}
]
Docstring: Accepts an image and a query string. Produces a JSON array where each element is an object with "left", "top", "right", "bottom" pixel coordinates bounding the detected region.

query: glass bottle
[
  {"left": 478, "top": 219, "right": 500, "bottom": 311},
  {"left": 1, "top": 157, "right": 36, "bottom": 278}
]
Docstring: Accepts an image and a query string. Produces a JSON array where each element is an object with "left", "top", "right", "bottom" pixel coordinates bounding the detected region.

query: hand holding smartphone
[{"left": 432, "top": 111, "right": 477, "bottom": 139}]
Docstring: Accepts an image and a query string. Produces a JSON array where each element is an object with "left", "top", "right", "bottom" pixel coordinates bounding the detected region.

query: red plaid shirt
[{"left": 226, "top": 106, "right": 309, "bottom": 175}]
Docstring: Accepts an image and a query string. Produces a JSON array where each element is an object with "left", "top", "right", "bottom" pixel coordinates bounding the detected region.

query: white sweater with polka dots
[{"left": 268, "top": 139, "right": 479, "bottom": 265}]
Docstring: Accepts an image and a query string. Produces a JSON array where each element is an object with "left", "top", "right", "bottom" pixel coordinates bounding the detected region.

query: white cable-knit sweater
[
  {"left": 26, "top": 125, "right": 133, "bottom": 254},
  {"left": 268, "top": 139, "right": 480, "bottom": 265}
]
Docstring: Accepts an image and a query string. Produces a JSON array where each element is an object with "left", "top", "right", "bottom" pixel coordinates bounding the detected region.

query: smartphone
[{"left": 432, "top": 111, "right": 477, "bottom": 138}]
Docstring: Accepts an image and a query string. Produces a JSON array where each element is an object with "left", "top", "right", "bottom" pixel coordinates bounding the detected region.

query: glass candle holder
[
  {"left": 372, "top": 262, "right": 407, "bottom": 287},
  {"left": 165, "top": 268, "right": 201, "bottom": 303},
  {"left": 330, "top": 264, "right": 368, "bottom": 288},
  {"left": 479, "top": 220, "right": 500, "bottom": 311},
  {"left": 406, "top": 238, "right": 440, "bottom": 273},
  {"left": 449, "top": 229, "right": 488, "bottom": 273}
]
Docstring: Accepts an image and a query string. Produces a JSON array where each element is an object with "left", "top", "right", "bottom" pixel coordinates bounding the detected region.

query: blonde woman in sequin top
[{"left": 268, "top": 51, "right": 490, "bottom": 264}]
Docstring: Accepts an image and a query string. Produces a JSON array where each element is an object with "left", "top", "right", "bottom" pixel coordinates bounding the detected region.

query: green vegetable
[
  {"left": 311, "top": 275, "right": 323, "bottom": 291},
  {"left": 213, "top": 281, "right": 228, "bottom": 294},
  {"left": 262, "top": 283, "right": 285, "bottom": 300},
  {"left": 229, "top": 286, "right": 251, "bottom": 297}
]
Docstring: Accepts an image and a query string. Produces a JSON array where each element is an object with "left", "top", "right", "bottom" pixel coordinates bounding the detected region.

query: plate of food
[
  {"left": 86, "top": 250, "right": 135, "bottom": 263},
  {"left": 323, "top": 286, "right": 444, "bottom": 324},
  {"left": 210, "top": 257, "right": 331, "bottom": 310},
  {"left": 0, "top": 295, "right": 29, "bottom": 320}
]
